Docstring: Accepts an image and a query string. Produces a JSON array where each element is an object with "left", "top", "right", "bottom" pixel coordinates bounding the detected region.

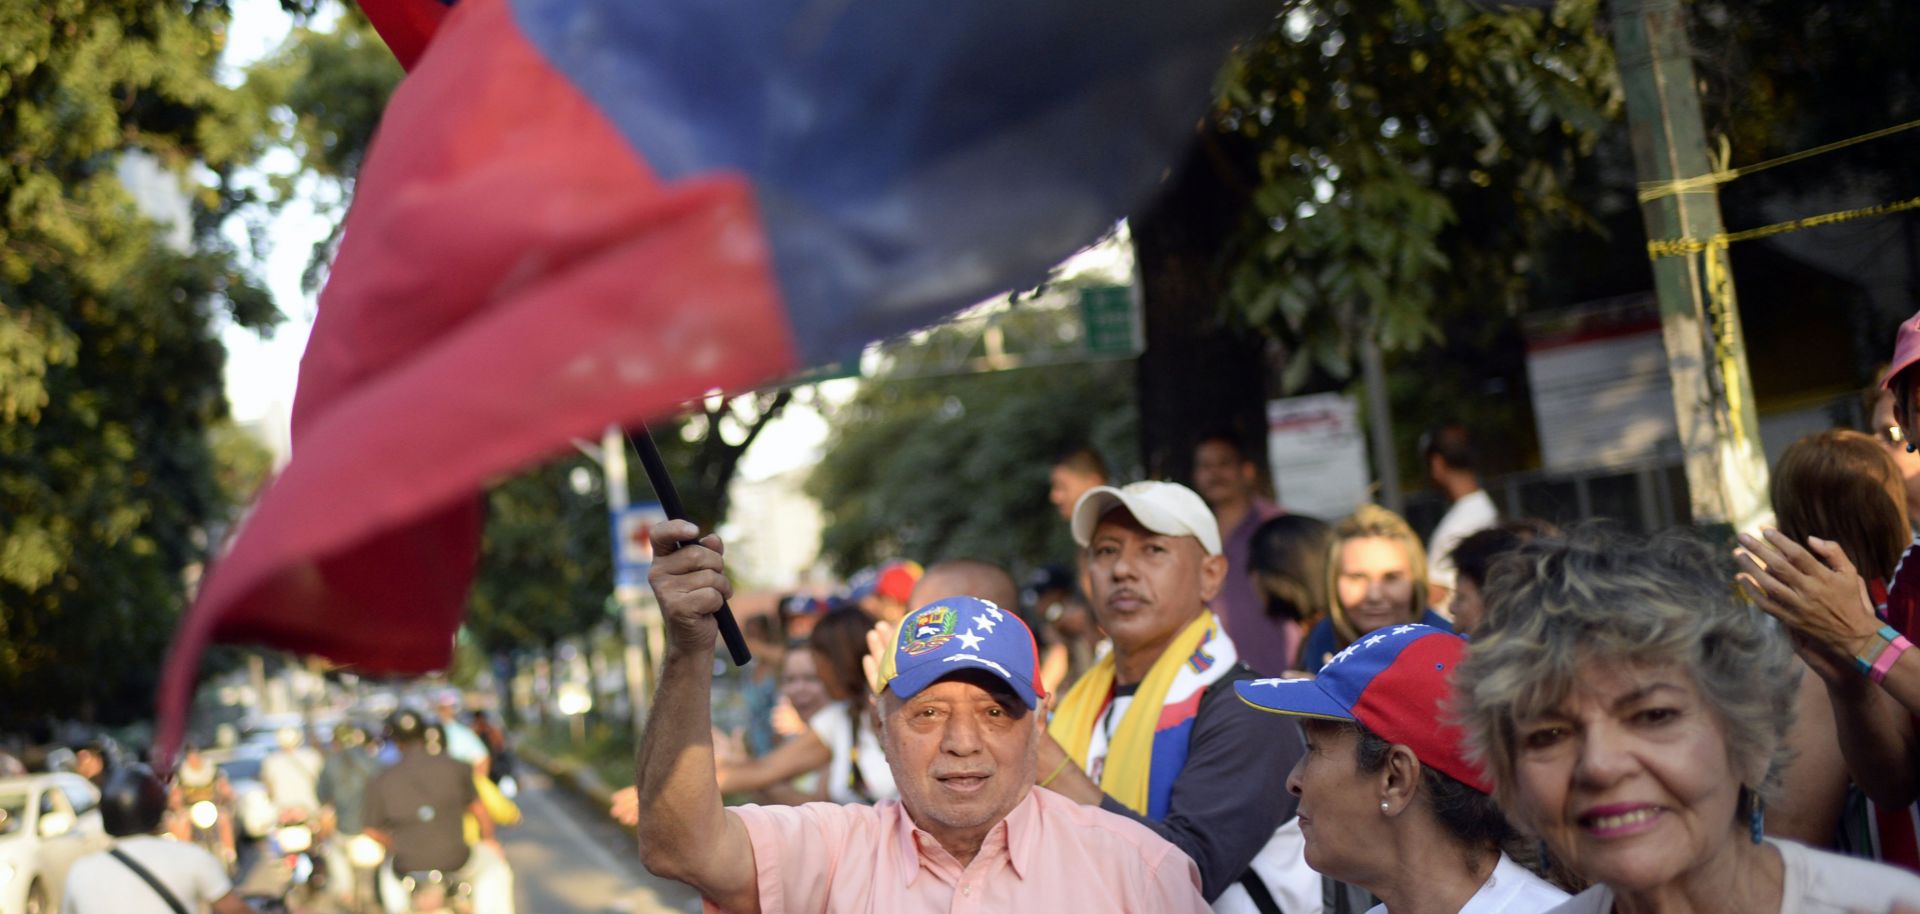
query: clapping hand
[{"left": 1734, "top": 529, "right": 1882, "bottom": 676}]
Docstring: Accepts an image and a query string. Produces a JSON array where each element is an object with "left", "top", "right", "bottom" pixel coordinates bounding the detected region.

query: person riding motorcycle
[
  {"left": 170, "top": 743, "right": 238, "bottom": 869},
  {"left": 362, "top": 710, "right": 512, "bottom": 914},
  {"left": 60, "top": 764, "right": 256, "bottom": 914}
]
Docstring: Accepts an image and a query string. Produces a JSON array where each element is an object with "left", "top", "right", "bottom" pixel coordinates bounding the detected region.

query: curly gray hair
[{"left": 1454, "top": 527, "right": 1797, "bottom": 808}]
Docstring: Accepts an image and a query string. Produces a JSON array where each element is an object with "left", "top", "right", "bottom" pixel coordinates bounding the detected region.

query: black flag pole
[{"left": 626, "top": 422, "right": 752, "bottom": 667}]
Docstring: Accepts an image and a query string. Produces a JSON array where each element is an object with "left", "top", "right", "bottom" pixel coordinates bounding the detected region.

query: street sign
[
  {"left": 1078, "top": 285, "right": 1139, "bottom": 356},
  {"left": 612, "top": 502, "right": 668, "bottom": 588}
]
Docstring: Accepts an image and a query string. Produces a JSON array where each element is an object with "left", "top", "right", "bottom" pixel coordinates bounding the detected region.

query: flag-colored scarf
[{"left": 1049, "top": 610, "right": 1237, "bottom": 819}]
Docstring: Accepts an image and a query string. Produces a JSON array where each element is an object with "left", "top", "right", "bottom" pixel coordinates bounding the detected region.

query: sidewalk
[{"left": 515, "top": 741, "right": 620, "bottom": 810}]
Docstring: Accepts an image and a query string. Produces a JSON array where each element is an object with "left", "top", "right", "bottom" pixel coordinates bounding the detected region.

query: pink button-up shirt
[{"left": 707, "top": 786, "right": 1208, "bottom": 914}]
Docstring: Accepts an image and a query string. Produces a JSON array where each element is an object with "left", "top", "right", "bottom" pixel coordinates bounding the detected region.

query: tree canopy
[
  {"left": 808, "top": 326, "right": 1137, "bottom": 577},
  {"left": 1213, "top": 0, "right": 1621, "bottom": 389},
  {"left": 0, "top": 0, "right": 280, "bottom": 722}
]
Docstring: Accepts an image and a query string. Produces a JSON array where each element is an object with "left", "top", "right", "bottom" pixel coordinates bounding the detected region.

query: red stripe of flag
[{"left": 157, "top": 0, "right": 796, "bottom": 765}]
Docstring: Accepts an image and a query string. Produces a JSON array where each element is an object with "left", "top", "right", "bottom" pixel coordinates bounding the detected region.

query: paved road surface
[{"left": 502, "top": 769, "right": 701, "bottom": 914}]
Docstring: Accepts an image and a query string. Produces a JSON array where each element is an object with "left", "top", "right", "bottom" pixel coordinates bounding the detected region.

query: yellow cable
[
  {"left": 1637, "top": 117, "right": 1920, "bottom": 204},
  {"left": 1643, "top": 194, "right": 1920, "bottom": 456},
  {"left": 1646, "top": 195, "right": 1920, "bottom": 258}
]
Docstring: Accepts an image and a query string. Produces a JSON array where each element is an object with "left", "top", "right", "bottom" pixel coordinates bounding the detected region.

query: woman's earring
[
  {"left": 1743, "top": 785, "right": 1765, "bottom": 844},
  {"left": 1379, "top": 801, "right": 1390, "bottom": 812}
]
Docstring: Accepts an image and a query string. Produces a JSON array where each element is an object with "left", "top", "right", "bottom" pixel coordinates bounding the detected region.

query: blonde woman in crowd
[{"left": 1297, "top": 504, "right": 1452, "bottom": 673}]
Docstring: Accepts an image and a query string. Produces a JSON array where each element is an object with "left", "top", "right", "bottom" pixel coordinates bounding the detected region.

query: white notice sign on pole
[{"left": 1267, "top": 393, "right": 1371, "bottom": 520}]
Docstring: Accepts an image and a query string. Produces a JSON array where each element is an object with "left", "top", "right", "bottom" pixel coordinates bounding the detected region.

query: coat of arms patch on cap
[{"left": 902, "top": 604, "right": 959, "bottom": 655}]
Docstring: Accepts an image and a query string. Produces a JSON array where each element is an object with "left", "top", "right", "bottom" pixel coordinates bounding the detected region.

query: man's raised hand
[{"left": 647, "top": 519, "right": 734, "bottom": 650}]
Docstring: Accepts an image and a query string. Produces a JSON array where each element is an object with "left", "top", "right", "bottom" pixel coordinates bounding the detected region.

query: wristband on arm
[{"left": 1856, "top": 625, "right": 1913, "bottom": 684}]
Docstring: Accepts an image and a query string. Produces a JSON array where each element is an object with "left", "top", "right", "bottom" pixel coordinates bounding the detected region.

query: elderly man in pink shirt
[{"left": 635, "top": 519, "right": 1209, "bottom": 914}]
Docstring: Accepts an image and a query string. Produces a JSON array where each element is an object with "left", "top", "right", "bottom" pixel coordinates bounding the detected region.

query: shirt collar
[{"left": 895, "top": 789, "right": 1043, "bottom": 886}]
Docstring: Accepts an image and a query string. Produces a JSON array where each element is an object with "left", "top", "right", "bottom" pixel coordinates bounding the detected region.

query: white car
[{"left": 0, "top": 774, "right": 112, "bottom": 914}]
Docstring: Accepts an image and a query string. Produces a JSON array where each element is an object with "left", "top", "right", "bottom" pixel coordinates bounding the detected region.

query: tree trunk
[{"left": 1133, "top": 131, "right": 1270, "bottom": 482}]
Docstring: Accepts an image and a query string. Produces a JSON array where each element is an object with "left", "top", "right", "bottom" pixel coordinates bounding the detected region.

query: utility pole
[
  {"left": 600, "top": 426, "right": 656, "bottom": 739},
  {"left": 1611, "top": 0, "right": 1769, "bottom": 534},
  {"left": 1358, "top": 336, "right": 1403, "bottom": 512}
]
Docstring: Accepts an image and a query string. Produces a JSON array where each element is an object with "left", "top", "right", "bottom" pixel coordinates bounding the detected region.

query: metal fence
[{"left": 1403, "top": 459, "right": 1694, "bottom": 538}]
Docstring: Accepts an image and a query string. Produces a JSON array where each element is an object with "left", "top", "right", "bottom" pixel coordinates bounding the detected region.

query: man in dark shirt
[
  {"left": 1041, "top": 480, "right": 1313, "bottom": 914},
  {"left": 362, "top": 709, "right": 494, "bottom": 875}
]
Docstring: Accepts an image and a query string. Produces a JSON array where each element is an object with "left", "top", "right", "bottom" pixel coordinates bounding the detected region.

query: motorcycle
[
  {"left": 232, "top": 809, "right": 327, "bottom": 912},
  {"left": 344, "top": 833, "right": 388, "bottom": 914},
  {"left": 186, "top": 799, "right": 237, "bottom": 874},
  {"left": 271, "top": 811, "right": 327, "bottom": 902},
  {"left": 395, "top": 867, "right": 475, "bottom": 914}
]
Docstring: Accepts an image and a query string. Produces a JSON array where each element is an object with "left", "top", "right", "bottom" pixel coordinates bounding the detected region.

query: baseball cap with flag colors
[
  {"left": 880, "top": 596, "right": 1045, "bottom": 709},
  {"left": 1234, "top": 624, "right": 1490, "bottom": 793}
]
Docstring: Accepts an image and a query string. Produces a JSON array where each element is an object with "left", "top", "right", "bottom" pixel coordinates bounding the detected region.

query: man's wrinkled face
[{"left": 881, "top": 671, "right": 1038, "bottom": 844}]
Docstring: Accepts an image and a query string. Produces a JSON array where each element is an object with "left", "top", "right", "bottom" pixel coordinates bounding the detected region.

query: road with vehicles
[{"left": 501, "top": 769, "right": 700, "bottom": 914}]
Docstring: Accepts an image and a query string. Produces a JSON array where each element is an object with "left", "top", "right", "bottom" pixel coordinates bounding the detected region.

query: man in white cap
[
  {"left": 1039, "top": 480, "right": 1314, "bottom": 914},
  {"left": 633, "top": 519, "right": 1209, "bottom": 913}
]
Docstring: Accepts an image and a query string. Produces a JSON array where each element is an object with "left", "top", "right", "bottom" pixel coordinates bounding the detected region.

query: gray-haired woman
[{"left": 1454, "top": 528, "right": 1920, "bottom": 914}]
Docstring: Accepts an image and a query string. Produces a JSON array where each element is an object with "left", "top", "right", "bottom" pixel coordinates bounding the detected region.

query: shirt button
[{"left": 961, "top": 885, "right": 972, "bottom": 896}]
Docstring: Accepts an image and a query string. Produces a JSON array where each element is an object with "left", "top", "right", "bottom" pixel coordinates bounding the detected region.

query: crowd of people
[
  {"left": 14, "top": 337, "right": 1920, "bottom": 914},
  {"left": 612, "top": 312, "right": 1920, "bottom": 914},
  {"left": 1, "top": 694, "right": 518, "bottom": 914}
]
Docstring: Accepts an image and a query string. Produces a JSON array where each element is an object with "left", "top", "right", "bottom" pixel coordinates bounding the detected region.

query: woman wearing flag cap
[
  {"left": 1239, "top": 625, "right": 1566, "bottom": 914},
  {"left": 1457, "top": 528, "right": 1920, "bottom": 914}
]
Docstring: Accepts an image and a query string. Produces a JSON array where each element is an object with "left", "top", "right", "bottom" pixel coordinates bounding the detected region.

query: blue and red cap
[
  {"left": 845, "top": 566, "right": 881, "bottom": 601},
  {"left": 1235, "top": 624, "right": 1490, "bottom": 793},
  {"left": 879, "top": 596, "right": 1045, "bottom": 709}
]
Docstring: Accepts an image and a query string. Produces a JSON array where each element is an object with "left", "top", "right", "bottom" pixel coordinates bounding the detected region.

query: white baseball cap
[{"left": 1071, "top": 480, "right": 1223, "bottom": 556}]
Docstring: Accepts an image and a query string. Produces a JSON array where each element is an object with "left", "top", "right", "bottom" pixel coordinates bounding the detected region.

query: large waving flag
[{"left": 157, "top": 0, "right": 1271, "bottom": 757}]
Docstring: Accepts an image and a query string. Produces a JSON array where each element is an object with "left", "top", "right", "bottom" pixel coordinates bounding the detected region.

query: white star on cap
[
  {"left": 973, "top": 615, "right": 998, "bottom": 633},
  {"left": 1250, "top": 678, "right": 1288, "bottom": 688},
  {"left": 1363, "top": 633, "right": 1388, "bottom": 648},
  {"left": 980, "top": 602, "right": 1006, "bottom": 622},
  {"left": 956, "top": 630, "right": 985, "bottom": 650},
  {"left": 1391, "top": 624, "right": 1419, "bottom": 635}
]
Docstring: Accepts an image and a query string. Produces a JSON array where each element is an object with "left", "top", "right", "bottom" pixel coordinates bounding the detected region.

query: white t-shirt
[
  {"left": 260, "top": 746, "right": 324, "bottom": 812},
  {"left": 807, "top": 702, "right": 896, "bottom": 805},
  {"left": 1365, "top": 853, "right": 1566, "bottom": 914},
  {"left": 1545, "top": 838, "right": 1920, "bottom": 914},
  {"left": 1427, "top": 489, "right": 1499, "bottom": 591},
  {"left": 62, "top": 835, "right": 232, "bottom": 914}
]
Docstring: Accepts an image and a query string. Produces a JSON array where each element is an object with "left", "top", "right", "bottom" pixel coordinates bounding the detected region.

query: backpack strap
[
  {"left": 108, "top": 847, "right": 192, "bottom": 914},
  {"left": 1237, "top": 869, "right": 1286, "bottom": 914}
]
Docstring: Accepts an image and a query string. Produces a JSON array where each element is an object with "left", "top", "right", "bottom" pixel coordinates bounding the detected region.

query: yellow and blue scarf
[{"left": 1048, "top": 611, "right": 1236, "bottom": 819}]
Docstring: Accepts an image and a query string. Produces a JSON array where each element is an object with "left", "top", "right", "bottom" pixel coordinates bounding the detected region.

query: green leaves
[
  {"left": 1217, "top": 0, "right": 1619, "bottom": 386},
  {"left": 0, "top": 0, "right": 282, "bottom": 723},
  {"left": 809, "top": 347, "right": 1136, "bottom": 577}
]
